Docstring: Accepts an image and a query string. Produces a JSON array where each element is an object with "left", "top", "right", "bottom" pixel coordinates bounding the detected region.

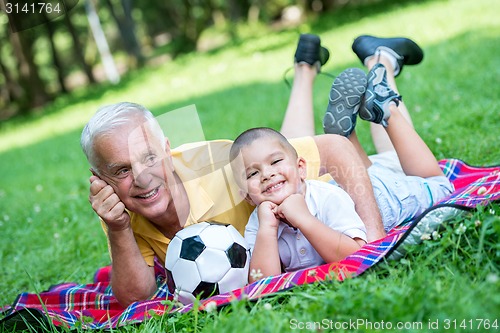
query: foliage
[
  {"left": 1, "top": 0, "right": 500, "bottom": 332},
  {"left": 0, "top": 0, "right": 425, "bottom": 118}
]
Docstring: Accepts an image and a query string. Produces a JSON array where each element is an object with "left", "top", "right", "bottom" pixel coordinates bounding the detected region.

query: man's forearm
[
  {"left": 108, "top": 227, "right": 157, "bottom": 307},
  {"left": 314, "top": 135, "right": 386, "bottom": 242}
]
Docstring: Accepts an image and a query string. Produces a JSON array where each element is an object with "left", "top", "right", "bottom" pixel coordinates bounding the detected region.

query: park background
[{"left": 1, "top": 0, "right": 499, "bottom": 331}]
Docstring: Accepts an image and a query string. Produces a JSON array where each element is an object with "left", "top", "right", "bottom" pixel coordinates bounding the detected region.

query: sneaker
[
  {"left": 323, "top": 68, "right": 367, "bottom": 137},
  {"left": 360, "top": 63, "right": 401, "bottom": 127},
  {"left": 352, "top": 35, "right": 423, "bottom": 76},
  {"left": 294, "top": 34, "right": 330, "bottom": 72}
]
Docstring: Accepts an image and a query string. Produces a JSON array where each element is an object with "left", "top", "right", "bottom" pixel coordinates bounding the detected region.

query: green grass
[{"left": 1, "top": 0, "right": 499, "bottom": 331}]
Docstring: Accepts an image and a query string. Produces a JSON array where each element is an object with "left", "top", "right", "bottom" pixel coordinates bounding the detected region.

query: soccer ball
[{"left": 165, "top": 221, "right": 251, "bottom": 304}]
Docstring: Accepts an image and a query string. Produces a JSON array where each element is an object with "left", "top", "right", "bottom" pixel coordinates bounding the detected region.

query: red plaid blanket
[{"left": 2, "top": 159, "right": 499, "bottom": 331}]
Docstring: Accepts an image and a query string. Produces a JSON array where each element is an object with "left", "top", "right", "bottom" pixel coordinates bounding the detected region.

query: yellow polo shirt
[{"left": 123, "top": 137, "right": 324, "bottom": 266}]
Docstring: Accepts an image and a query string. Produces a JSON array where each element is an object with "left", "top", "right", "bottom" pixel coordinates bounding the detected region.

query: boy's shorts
[{"left": 367, "top": 152, "right": 454, "bottom": 231}]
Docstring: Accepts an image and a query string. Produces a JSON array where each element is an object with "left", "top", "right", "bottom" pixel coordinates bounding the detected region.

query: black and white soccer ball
[{"left": 165, "top": 221, "right": 251, "bottom": 304}]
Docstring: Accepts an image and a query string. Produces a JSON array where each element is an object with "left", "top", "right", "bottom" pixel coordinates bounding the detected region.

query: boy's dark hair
[{"left": 229, "top": 127, "right": 298, "bottom": 163}]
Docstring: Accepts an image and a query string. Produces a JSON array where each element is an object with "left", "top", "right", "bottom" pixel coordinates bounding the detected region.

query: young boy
[
  {"left": 229, "top": 127, "right": 367, "bottom": 282},
  {"left": 230, "top": 40, "right": 454, "bottom": 282}
]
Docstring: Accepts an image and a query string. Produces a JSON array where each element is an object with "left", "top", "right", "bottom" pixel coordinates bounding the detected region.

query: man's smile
[{"left": 134, "top": 186, "right": 160, "bottom": 201}]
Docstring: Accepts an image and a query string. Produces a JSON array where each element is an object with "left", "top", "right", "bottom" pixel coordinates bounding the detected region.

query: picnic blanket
[{"left": 1, "top": 158, "right": 499, "bottom": 331}]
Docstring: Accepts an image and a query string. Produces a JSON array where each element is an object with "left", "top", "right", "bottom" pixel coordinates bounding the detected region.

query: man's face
[
  {"left": 237, "top": 137, "right": 306, "bottom": 206},
  {"left": 93, "top": 120, "right": 175, "bottom": 222}
]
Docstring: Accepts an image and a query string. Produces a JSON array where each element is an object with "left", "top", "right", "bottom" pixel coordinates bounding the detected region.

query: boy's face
[{"left": 236, "top": 137, "right": 306, "bottom": 206}]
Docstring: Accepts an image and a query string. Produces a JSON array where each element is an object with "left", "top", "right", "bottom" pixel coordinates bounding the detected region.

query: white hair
[{"left": 80, "top": 102, "right": 166, "bottom": 171}]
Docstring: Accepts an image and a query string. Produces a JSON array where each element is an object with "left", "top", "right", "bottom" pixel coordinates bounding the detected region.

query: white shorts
[
  {"left": 368, "top": 151, "right": 404, "bottom": 174},
  {"left": 367, "top": 156, "right": 454, "bottom": 231}
]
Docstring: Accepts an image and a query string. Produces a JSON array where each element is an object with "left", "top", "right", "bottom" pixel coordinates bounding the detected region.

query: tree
[
  {"left": 85, "top": 0, "right": 120, "bottom": 84},
  {"left": 103, "top": 0, "right": 144, "bottom": 68},
  {"left": 164, "top": 0, "right": 215, "bottom": 56},
  {"left": 8, "top": 29, "right": 52, "bottom": 113},
  {"left": 63, "top": 7, "right": 96, "bottom": 84},
  {"left": 0, "top": 46, "right": 24, "bottom": 119},
  {"left": 45, "top": 17, "right": 68, "bottom": 94}
]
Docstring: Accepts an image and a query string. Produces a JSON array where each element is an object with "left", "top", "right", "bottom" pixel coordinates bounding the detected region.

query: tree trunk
[
  {"left": 0, "top": 54, "right": 18, "bottom": 119},
  {"left": 174, "top": 0, "right": 213, "bottom": 56},
  {"left": 85, "top": 0, "right": 120, "bottom": 84},
  {"left": 45, "top": 18, "right": 68, "bottom": 94},
  {"left": 121, "top": 0, "right": 144, "bottom": 66},
  {"left": 103, "top": 0, "right": 144, "bottom": 68},
  {"left": 0, "top": 45, "right": 23, "bottom": 103},
  {"left": 9, "top": 29, "right": 51, "bottom": 112},
  {"left": 64, "top": 8, "right": 96, "bottom": 83}
]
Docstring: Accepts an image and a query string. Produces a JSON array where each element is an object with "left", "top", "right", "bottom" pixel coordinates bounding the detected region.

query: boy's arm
[
  {"left": 248, "top": 202, "right": 282, "bottom": 283},
  {"left": 249, "top": 226, "right": 281, "bottom": 283},
  {"left": 278, "top": 194, "right": 364, "bottom": 263},
  {"left": 294, "top": 215, "right": 364, "bottom": 263}
]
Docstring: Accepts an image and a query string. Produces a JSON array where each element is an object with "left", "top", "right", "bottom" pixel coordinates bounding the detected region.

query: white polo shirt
[{"left": 244, "top": 180, "right": 367, "bottom": 272}]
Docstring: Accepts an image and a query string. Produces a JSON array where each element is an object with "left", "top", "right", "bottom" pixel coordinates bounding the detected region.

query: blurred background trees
[{"left": 0, "top": 0, "right": 389, "bottom": 120}]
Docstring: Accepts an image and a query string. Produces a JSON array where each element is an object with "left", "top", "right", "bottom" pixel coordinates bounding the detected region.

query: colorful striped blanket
[{"left": 1, "top": 159, "right": 499, "bottom": 331}]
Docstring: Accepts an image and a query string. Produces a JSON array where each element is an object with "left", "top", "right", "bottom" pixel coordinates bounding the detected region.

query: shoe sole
[{"left": 323, "top": 68, "right": 367, "bottom": 137}]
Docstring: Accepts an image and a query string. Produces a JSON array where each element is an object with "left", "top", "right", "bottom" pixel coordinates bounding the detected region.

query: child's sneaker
[
  {"left": 360, "top": 63, "right": 401, "bottom": 127},
  {"left": 352, "top": 35, "right": 423, "bottom": 77},
  {"left": 323, "top": 68, "right": 367, "bottom": 137},
  {"left": 294, "top": 34, "right": 330, "bottom": 72}
]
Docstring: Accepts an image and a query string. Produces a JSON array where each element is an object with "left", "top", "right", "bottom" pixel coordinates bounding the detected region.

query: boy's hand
[
  {"left": 89, "top": 175, "right": 130, "bottom": 231},
  {"left": 257, "top": 201, "right": 280, "bottom": 230},
  {"left": 275, "top": 194, "right": 311, "bottom": 228}
]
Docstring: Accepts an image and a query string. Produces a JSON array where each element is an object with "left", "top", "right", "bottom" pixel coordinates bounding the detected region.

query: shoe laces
[{"left": 282, "top": 67, "right": 336, "bottom": 90}]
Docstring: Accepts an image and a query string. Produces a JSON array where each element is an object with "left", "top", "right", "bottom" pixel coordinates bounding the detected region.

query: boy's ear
[
  {"left": 297, "top": 157, "right": 307, "bottom": 180},
  {"left": 238, "top": 189, "right": 255, "bottom": 206}
]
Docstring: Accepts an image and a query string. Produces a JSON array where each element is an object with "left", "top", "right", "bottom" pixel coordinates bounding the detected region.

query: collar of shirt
[{"left": 130, "top": 176, "right": 214, "bottom": 242}]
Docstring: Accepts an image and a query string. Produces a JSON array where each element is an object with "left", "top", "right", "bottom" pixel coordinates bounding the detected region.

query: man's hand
[{"left": 89, "top": 175, "right": 130, "bottom": 231}]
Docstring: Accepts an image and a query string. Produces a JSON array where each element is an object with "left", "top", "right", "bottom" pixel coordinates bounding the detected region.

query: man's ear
[
  {"left": 238, "top": 189, "right": 255, "bottom": 206},
  {"left": 163, "top": 137, "right": 175, "bottom": 169},
  {"left": 90, "top": 168, "right": 99, "bottom": 177},
  {"left": 297, "top": 157, "right": 307, "bottom": 180}
]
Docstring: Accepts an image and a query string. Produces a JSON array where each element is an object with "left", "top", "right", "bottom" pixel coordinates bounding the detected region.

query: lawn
[{"left": 1, "top": 0, "right": 499, "bottom": 332}]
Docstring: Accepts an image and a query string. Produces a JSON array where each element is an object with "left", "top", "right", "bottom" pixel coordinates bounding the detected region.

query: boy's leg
[
  {"left": 280, "top": 64, "right": 317, "bottom": 138},
  {"left": 366, "top": 56, "right": 414, "bottom": 153},
  {"left": 322, "top": 67, "right": 372, "bottom": 168},
  {"left": 280, "top": 34, "right": 330, "bottom": 139},
  {"left": 362, "top": 63, "right": 444, "bottom": 178},
  {"left": 350, "top": 35, "right": 443, "bottom": 177},
  {"left": 385, "top": 104, "right": 443, "bottom": 177},
  {"left": 352, "top": 35, "right": 422, "bottom": 153}
]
